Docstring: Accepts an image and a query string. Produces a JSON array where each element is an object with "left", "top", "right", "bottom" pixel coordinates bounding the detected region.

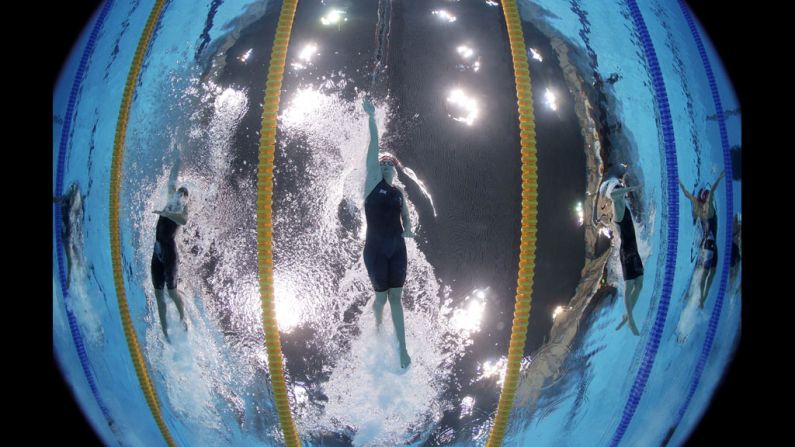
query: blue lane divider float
[
  {"left": 670, "top": 0, "right": 735, "bottom": 433},
  {"left": 54, "top": 0, "right": 115, "bottom": 428},
  {"left": 609, "top": 1, "right": 680, "bottom": 445}
]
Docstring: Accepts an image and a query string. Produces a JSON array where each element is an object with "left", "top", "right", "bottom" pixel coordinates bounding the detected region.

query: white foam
[
  {"left": 316, "top": 307, "right": 447, "bottom": 446},
  {"left": 675, "top": 269, "right": 705, "bottom": 344}
]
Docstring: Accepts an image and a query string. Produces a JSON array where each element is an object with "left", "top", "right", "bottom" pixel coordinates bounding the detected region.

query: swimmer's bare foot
[
  {"left": 400, "top": 348, "right": 411, "bottom": 369},
  {"left": 615, "top": 314, "right": 628, "bottom": 330},
  {"left": 616, "top": 314, "right": 639, "bottom": 335}
]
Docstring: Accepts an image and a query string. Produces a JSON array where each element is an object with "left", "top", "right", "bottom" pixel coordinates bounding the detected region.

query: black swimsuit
[
  {"left": 151, "top": 215, "right": 180, "bottom": 290},
  {"left": 699, "top": 213, "right": 718, "bottom": 269},
  {"left": 618, "top": 205, "right": 644, "bottom": 280},
  {"left": 363, "top": 179, "right": 407, "bottom": 292}
]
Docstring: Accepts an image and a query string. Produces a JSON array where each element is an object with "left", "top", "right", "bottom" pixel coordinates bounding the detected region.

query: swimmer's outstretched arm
[
  {"left": 713, "top": 170, "right": 725, "bottom": 187},
  {"left": 400, "top": 193, "right": 415, "bottom": 238},
  {"left": 679, "top": 180, "right": 696, "bottom": 202},
  {"left": 363, "top": 97, "right": 382, "bottom": 192},
  {"left": 167, "top": 156, "right": 181, "bottom": 195},
  {"left": 706, "top": 170, "right": 725, "bottom": 207}
]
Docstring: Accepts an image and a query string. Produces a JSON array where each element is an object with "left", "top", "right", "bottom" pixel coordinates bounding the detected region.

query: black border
[{"left": 46, "top": 1, "right": 753, "bottom": 445}]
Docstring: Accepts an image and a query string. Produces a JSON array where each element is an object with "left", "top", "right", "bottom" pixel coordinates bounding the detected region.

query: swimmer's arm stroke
[
  {"left": 713, "top": 170, "right": 725, "bottom": 187},
  {"left": 678, "top": 179, "right": 696, "bottom": 202},
  {"left": 400, "top": 191, "right": 415, "bottom": 238},
  {"left": 167, "top": 155, "right": 181, "bottom": 195},
  {"left": 709, "top": 169, "right": 725, "bottom": 196},
  {"left": 611, "top": 185, "right": 640, "bottom": 199},
  {"left": 706, "top": 170, "right": 725, "bottom": 206},
  {"left": 363, "top": 97, "right": 382, "bottom": 195}
]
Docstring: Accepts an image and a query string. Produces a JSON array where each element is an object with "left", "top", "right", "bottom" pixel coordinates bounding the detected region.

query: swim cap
[{"left": 379, "top": 154, "right": 398, "bottom": 167}]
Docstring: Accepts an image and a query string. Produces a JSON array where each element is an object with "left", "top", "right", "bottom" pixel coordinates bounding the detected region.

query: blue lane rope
[
  {"left": 670, "top": 0, "right": 735, "bottom": 432},
  {"left": 609, "top": 1, "right": 680, "bottom": 445},
  {"left": 54, "top": 0, "right": 115, "bottom": 427}
]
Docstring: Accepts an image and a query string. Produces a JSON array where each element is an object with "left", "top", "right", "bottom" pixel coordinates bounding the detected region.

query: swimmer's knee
[
  {"left": 154, "top": 288, "right": 166, "bottom": 302},
  {"left": 387, "top": 287, "right": 403, "bottom": 303}
]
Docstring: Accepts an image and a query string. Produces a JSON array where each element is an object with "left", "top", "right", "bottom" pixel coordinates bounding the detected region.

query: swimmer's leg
[
  {"left": 624, "top": 275, "right": 643, "bottom": 336},
  {"left": 154, "top": 288, "right": 170, "bottom": 341},
  {"left": 615, "top": 314, "right": 628, "bottom": 331},
  {"left": 387, "top": 287, "right": 411, "bottom": 368},
  {"left": 168, "top": 288, "right": 187, "bottom": 331},
  {"left": 373, "top": 290, "right": 388, "bottom": 328},
  {"left": 700, "top": 267, "right": 716, "bottom": 309}
]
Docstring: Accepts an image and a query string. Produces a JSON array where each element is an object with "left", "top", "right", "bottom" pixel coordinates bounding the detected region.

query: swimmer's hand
[
  {"left": 363, "top": 96, "right": 375, "bottom": 115},
  {"left": 402, "top": 230, "right": 416, "bottom": 238}
]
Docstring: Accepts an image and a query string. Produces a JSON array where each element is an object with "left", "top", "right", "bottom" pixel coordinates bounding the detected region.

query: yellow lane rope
[
  {"left": 108, "top": 1, "right": 175, "bottom": 446},
  {"left": 487, "top": 1, "right": 538, "bottom": 445},
  {"left": 256, "top": 0, "right": 301, "bottom": 445}
]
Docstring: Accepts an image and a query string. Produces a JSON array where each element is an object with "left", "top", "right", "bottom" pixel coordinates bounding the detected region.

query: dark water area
[
  {"left": 385, "top": 0, "right": 521, "bottom": 351},
  {"left": 520, "top": 16, "right": 587, "bottom": 353},
  {"left": 214, "top": 6, "right": 279, "bottom": 190},
  {"left": 385, "top": 0, "right": 586, "bottom": 353}
]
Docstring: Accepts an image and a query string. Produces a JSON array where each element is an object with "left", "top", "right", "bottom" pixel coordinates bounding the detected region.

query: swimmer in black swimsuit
[
  {"left": 53, "top": 182, "right": 83, "bottom": 288},
  {"left": 151, "top": 157, "right": 190, "bottom": 342},
  {"left": 610, "top": 169, "right": 644, "bottom": 336},
  {"left": 679, "top": 170, "right": 724, "bottom": 309},
  {"left": 362, "top": 97, "right": 415, "bottom": 368},
  {"left": 730, "top": 213, "right": 741, "bottom": 278}
]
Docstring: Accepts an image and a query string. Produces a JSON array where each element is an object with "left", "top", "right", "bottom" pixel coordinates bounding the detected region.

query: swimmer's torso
[
  {"left": 364, "top": 179, "right": 404, "bottom": 240},
  {"left": 155, "top": 199, "right": 185, "bottom": 246}
]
